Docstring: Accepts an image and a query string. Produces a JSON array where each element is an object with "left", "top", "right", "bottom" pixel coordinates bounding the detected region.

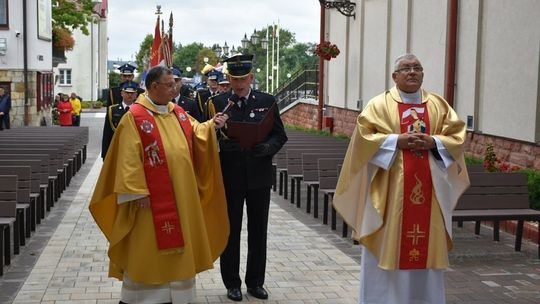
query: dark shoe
[
  {"left": 227, "top": 287, "right": 243, "bottom": 301},
  {"left": 247, "top": 286, "right": 268, "bottom": 299}
]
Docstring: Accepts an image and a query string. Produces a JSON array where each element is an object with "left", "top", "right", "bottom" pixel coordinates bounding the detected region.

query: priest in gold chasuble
[
  {"left": 333, "top": 54, "right": 470, "bottom": 304},
  {"left": 90, "top": 66, "right": 230, "bottom": 304}
]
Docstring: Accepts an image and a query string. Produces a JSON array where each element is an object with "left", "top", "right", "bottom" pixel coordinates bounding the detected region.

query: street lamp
[
  {"left": 250, "top": 29, "right": 259, "bottom": 45},
  {"left": 212, "top": 44, "right": 222, "bottom": 58},
  {"left": 241, "top": 33, "right": 250, "bottom": 49},
  {"left": 222, "top": 41, "right": 229, "bottom": 57}
]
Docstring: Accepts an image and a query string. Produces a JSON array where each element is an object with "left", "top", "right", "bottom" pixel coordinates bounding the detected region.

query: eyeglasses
[
  {"left": 396, "top": 66, "right": 423, "bottom": 73},
  {"left": 155, "top": 81, "right": 176, "bottom": 89}
]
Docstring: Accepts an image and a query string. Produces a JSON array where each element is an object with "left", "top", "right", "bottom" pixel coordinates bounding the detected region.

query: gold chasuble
[
  {"left": 333, "top": 87, "right": 470, "bottom": 270},
  {"left": 90, "top": 95, "right": 229, "bottom": 284}
]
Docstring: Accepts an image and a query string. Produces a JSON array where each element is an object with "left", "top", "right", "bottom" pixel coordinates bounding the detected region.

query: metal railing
[{"left": 274, "top": 66, "right": 319, "bottom": 110}]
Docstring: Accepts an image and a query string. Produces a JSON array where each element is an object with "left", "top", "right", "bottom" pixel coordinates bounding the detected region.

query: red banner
[
  {"left": 397, "top": 103, "right": 433, "bottom": 269},
  {"left": 149, "top": 17, "right": 162, "bottom": 68},
  {"left": 129, "top": 103, "right": 193, "bottom": 250}
]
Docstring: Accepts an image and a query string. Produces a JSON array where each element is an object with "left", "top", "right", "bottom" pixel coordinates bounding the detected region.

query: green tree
[
  {"left": 52, "top": 0, "right": 96, "bottom": 35},
  {"left": 173, "top": 42, "right": 205, "bottom": 77},
  {"left": 108, "top": 71, "right": 121, "bottom": 88},
  {"left": 195, "top": 48, "right": 219, "bottom": 75},
  {"left": 134, "top": 34, "right": 154, "bottom": 71},
  {"left": 238, "top": 26, "right": 317, "bottom": 92}
]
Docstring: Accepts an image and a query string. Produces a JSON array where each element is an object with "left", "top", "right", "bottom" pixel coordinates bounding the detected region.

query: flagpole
[
  {"left": 276, "top": 20, "right": 280, "bottom": 90},
  {"left": 271, "top": 22, "right": 275, "bottom": 93},
  {"left": 149, "top": 5, "right": 162, "bottom": 69},
  {"left": 168, "top": 12, "right": 173, "bottom": 67},
  {"left": 265, "top": 26, "right": 269, "bottom": 93}
]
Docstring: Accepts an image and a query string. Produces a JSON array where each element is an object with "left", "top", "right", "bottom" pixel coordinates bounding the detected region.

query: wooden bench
[
  {"left": 301, "top": 153, "right": 345, "bottom": 215},
  {"left": 0, "top": 166, "right": 34, "bottom": 236},
  {"left": 0, "top": 154, "right": 55, "bottom": 209},
  {"left": 0, "top": 148, "right": 66, "bottom": 199},
  {"left": 453, "top": 172, "right": 540, "bottom": 258},
  {"left": 317, "top": 158, "right": 344, "bottom": 233},
  {"left": 286, "top": 148, "right": 346, "bottom": 208},
  {"left": 0, "top": 175, "right": 18, "bottom": 274}
]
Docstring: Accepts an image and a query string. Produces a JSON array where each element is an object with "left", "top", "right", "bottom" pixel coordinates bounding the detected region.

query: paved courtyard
[{"left": 0, "top": 111, "right": 539, "bottom": 303}]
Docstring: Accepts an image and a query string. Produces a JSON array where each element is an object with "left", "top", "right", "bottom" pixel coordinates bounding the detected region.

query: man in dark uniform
[
  {"left": 208, "top": 54, "right": 288, "bottom": 302},
  {"left": 171, "top": 67, "right": 202, "bottom": 121},
  {"left": 196, "top": 70, "right": 220, "bottom": 121},
  {"left": 101, "top": 81, "right": 138, "bottom": 159},
  {"left": 106, "top": 63, "right": 144, "bottom": 107},
  {"left": 217, "top": 73, "right": 231, "bottom": 93}
]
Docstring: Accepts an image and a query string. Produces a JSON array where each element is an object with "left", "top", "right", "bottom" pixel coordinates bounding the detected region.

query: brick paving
[{"left": 0, "top": 111, "right": 539, "bottom": 303}]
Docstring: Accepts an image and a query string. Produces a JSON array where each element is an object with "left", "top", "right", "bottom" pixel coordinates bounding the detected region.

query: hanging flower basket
[
  {"left": 52, "top": 27, "right": 75, "bottom": 51},
  {"left": 314, "top": 41, "right": 340, "bottom": 61}
]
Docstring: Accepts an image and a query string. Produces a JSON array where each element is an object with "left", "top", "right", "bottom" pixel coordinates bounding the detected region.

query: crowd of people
[
  {"left": 89, "top": 53, "right": 469, "bottom": 304},
  {"left": 55, "top": 92, "right": 82, "bottom": 127}
]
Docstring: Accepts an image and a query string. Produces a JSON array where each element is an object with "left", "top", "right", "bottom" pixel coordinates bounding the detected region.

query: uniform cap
[
  {"left": 121, "top": 81, "right": 138, "bottom": 92},
  {"left": 223, "top": 54, "right": 253, "bottom": 78},
  {"left": 207, "top": 70, "right": 221, "bottom": 81},
  {"left": 118, "top": 63, "right": 137, "bottom": 75},
  {"left": 172, "top": 67, "right": 183, "bottom": 79}
]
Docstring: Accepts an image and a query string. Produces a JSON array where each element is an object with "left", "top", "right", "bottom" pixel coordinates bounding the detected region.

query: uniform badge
[
  {"left": 178, "top": 112, "right": 187, "bottom": 121},
  {"left": 140, "top": 120, "right": 154, "bottom": 134},
  {"left": 144, "top": 140, "right": 163, "bottom": 167}
]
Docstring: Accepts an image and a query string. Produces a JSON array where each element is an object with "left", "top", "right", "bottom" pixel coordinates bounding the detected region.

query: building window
[
  {"left": 0, "top": 0, "right": 8, "bottom": 29},
  {"left": 59, "top": 69, "right": 72, "bottom": 85}
]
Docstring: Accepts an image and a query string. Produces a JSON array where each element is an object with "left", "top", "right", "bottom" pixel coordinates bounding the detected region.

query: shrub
[
  {"left": 518, "top": 168, "right": 540, "bottom": 211},
  {"left": 465, "top": 155, "right": 483, "bottom": 165},
  {"left": 81, "top": 101, "right": 93, "bottom": 109},
  {"left": 92, "top": 101, "right": 103, "bottom": 108}
]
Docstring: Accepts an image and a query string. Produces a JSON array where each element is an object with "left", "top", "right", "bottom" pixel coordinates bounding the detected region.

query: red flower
[{"left": 314, "top": 41, "right": 340, "bottom": 61}]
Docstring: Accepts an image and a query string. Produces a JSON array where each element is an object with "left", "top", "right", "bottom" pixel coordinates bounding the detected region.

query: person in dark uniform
[
  {"left": 208, "top": 54, "right": 288, "bottom": 302},
  {"left": 217, "top": 73, "right": 231, "bottom": 94},
  {"left": 196, "top": 69, "right": 220, "bottom": 121},
  {"left": 101, "top": 81, "right": 138, "bottom": 159},
  {"left": 171, "top": 67, "right": 202, "bottom": 121},
  {"left": 106, "top": 63, "right": 144, "bottom": 107}
]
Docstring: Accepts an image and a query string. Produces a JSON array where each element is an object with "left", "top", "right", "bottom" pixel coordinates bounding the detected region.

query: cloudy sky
[{"left": 107, "top": 0, "right": 320, "bottom": 61}]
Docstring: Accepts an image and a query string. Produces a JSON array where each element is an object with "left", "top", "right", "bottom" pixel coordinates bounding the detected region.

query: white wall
[
  {"left": 360, "top": 0, "right": 389, "bottom": 107},
  {"left": 454, "top": 0, "right": 479, "bottom": 129},
  {"left": 327, "top": 9, "right": 348, "bottom": 109},
  {"left": 326, "top": 0, "right": 540, "bottom": 143},
  {"left": 54, "top": 15, "right": 108, "bottom": 101},
  {"left": 476, "top": 0, "right": 540, "bottom": 142},
  {"left": 0, "top": 0, "right": 52, "bottom": 71},
  {"left": 409, "top": 0, "right": 447, "bottom": 94}
]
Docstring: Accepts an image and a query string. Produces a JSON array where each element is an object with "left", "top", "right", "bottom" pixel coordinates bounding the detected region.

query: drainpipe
[
  {"left": 444, "top": 0, "right": 458, "bottom": 108},
  {"left": 23, "top": 0, "right": 29, "bottom": 125},
  {"left": 317, "top": 1, "right": 325, "bottom": 130}
]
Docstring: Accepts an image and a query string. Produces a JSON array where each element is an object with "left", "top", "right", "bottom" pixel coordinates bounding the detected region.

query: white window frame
[{"left": 59, "top": 69, "right": 72, "bottom": 86}]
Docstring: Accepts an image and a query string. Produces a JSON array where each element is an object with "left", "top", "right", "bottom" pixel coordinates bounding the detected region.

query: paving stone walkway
[{"left": 1, "top": 111, "right": 539, "bottom": 303}]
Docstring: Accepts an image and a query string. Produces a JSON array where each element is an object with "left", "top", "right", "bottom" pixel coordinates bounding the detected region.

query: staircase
[{"left": 274, "top": 66, "right": 319, "bottom": 111}]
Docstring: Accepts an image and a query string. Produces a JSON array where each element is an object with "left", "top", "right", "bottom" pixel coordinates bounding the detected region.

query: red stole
[
  {"left": 130, "top": 103, "right": 193, "bottom": 250},
  {"left": 397, "top": 103, "right": 433, "bottom": 269}
]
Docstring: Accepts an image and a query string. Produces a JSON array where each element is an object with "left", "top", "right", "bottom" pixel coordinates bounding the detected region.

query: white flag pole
[
  {"left": 276, "top": 20, "right": 280, "bottom": 90},
  {"left": 266, "top": 26, "right": 269, "bottom": 92}
]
